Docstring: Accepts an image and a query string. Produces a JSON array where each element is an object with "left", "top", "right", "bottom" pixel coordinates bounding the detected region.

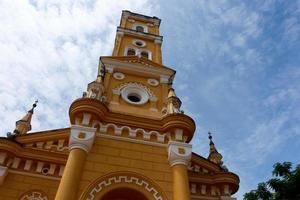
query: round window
[
  {"left": 132, "top": 40, "right": 146, "bottom": 47},
  {"left": 121, "top": 86, "right": 149, "bottom": 105}
]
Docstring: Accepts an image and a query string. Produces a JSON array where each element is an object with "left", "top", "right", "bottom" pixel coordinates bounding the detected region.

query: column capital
[
  {"left": 168, "top": 141, "right": 192, "bottom": 167},
  {"left": 69, "top": 125, "right": 97, "bottom": 153}
]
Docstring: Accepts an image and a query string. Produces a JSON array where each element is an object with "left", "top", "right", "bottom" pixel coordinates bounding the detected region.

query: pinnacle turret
[
  {"left": 10, "top": 100, "right": 38, "bottom": 136},
  {"left": 207, "top": 132, "right": 223, "bottom": 166},
  {"left": 166, "top": 88, "right": 182, "bottom": 114}
]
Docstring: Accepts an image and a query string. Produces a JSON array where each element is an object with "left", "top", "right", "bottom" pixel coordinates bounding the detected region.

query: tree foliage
[{"left": 243, "top": 162, "right": 300, "bottom": 200}]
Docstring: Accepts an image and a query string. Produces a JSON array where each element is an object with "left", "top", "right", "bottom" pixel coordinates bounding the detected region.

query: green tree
[{"left": 243, "top": 162, "right": 300, "bottom": 200}]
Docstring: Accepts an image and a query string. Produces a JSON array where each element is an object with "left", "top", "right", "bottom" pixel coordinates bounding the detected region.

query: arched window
[
  {"left": 141, "top": 51, "right": 149, "bottom": 59},
  {"left": 102, "top": 188, "right": 148, "bottom": 200},
  {"left": 127, "top": 48, "right": 136, "bottom": 56},
  {"left": 136, "top": 26, "right": 144, "bottom": 32}
]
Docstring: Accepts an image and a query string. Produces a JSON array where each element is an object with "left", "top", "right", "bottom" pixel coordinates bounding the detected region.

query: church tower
[{"left": 0, "top": 11, "right": 239, "bottom": 200}]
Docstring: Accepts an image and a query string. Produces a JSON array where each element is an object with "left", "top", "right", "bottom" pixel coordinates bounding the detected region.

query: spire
[
  {"left": 166, "top": 88, "right": 182, "bottom": 114},
  {"left": 207, "top": 132, "right": 223, "bottom": 165},
  {"left": 13, "top": 100, "right": 38, "bottom": 136}
]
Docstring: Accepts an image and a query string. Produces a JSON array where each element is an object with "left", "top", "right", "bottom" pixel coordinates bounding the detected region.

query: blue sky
[{"left": 0, "top": 0, "right": 299, "bottom": 199}]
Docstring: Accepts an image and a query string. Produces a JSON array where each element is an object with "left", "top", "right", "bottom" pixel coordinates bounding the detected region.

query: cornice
[
  {"left": 100, "top": 56, "right": 175, "bottom": 78},
  {"left": 0, "top": 139, "right": 67, "bottom": 164},
  {"left": 191, "top": 152, "right": 222, "bottom": 172},
  {"left": 69, "top": 98, "right": 196, "bottom": 142},
  {"left": 14, "top": 128, "right": 70, "bottom": 144},
  {"left": 117, "top": 27, "right": 163, "bottom": 41},
  {"left": 188, "top": 172, "right": 239, "bottom": 194}
]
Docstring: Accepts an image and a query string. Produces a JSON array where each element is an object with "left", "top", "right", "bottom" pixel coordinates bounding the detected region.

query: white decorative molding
[
  {"left": 154, "top": 39, "right": 162, "bottom": 44},
  {"left": 160, "top": 75, "right": 169, "bottom": 84},
  {"left": 87, "top": 175, "right": 163, "bottom": 200},
  {"left": 97, "top": 133, "right": 167, "bottom": 148},
  {"left": 25, "top": 139, "right": 69, "bottom": 153},
  {"left": 116, "top": 31, "right": 124, "bottom": 37},
  {"left": 113, "top": 72, "right": 125, "bottom": 80},
  {"left": 147, "top": 78, "right": 159, "bottom": 87},
  {"left": 82, "top": 114, "right": 92, "bottom": 125},
  {"left": 168, "top": 141, "right": 192, "bottom": 167},
  {"left": 0, "top": 166, "right": 8, "bottom": 185},
  {"left": 114, "top": 82, "right": 156, "bottom": 99},
  {"left": 92, "top": 121, "right": 166, "bottom": 143},
  {"left": 121, "top": 84, "right": 149, "bottom": 105},
  {"left": 191, "top": 183, "right": 197, "bottom": 194},
  {"left": 20, "top": 190, "right": 48, "bottom": 200},
  {"left": 132, "top": 23, "right": 148, "bottom": 33},
  {"left": 69, "top": 125, "right": 97, "bottom": 153},
  {"left": 132, "top": 39, "right": 146, "bottom": 47},
  {"left": 201, "top": 185, "right": 206, "bottom": 195}
]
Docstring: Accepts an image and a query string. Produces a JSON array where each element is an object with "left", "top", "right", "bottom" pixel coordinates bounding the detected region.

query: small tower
[
  {"left": 166, "top": 88, "right": 182, "bottom": 115},
  {"left": 13, "top": 101, "right": 38, "bottom": 135},
  {"left": 208, "top": 132, "right": 223, "bottom": 165}
]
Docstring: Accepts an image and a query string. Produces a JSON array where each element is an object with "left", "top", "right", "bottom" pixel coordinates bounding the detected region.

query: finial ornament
[
  {"left": 165, "top": 88, "right": 182, "bottom": 115},
  {"left": 207, "top": 132, "right": 223, "bottom": 166},
  {"left": 84, "top": 64, "right": 106, "bottom": 102},
  {"left": 7, "top": 100, "right": 38, "bottom": 138}
]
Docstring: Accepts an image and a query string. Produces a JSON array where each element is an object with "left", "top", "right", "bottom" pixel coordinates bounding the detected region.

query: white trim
[
  {"left": 124, "top": 46, "right": 152, "bottom": 60},
  {"left": 168, "top": 141, "right": 192, "bottom": 167},
  {"left": 132, "top": 39, "right": 146, "bottom": 47},
  {"left": 147, "top": 78, "right": 159, "bottom": 86},
  {"left": 101, "top": 57, "right": 174, "bottom": 79},
  {"left": 124, "top": 47, "right": 137, "bottom": 56},
  {"left": 121, "top": 84, "right": 149, "bottom": 105},
  {"left": 0, "top": 166, "right": 8, "bottom": 185},
  {"left": 132, "top": 23, "right": 148, "bottom": 33},
  {"left": 96, "top": 133, "right": 167, "bottom": 148},
  {"left": 87, "top": 175, "right": 163, "bottom": 200},
  {"left": 69, "top": 125, "right": 97, "bottom": 153},
  {"left": 117, "top": 27, "right": 162, "bottom": 42},
  {"left": 8, "top": 169, "right": 61, "bottom": 181},
  {"left": 113, "top": 72, "right": 125, "bottom": 80}
]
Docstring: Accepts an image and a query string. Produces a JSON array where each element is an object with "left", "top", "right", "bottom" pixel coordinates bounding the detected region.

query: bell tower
[
  {"left": 112, "top": 10, "right": 163, "bottom": 63},
  {"left": 83, "top": 11, "right": 177, "bottom": 120}
]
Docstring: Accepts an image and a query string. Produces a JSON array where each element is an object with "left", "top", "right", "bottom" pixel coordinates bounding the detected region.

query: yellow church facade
[{"left": 0, "top": 11, "right": 239, "bottom": 200}]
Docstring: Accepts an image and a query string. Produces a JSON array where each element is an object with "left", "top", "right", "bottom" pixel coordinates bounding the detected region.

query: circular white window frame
[
  {"left": 147, "top": 78, "right": 159, "bottom": 86},
  {"left": 132, "top": 39, "right": 146, "bottom": 47},
  {"left": 113, "top": 72, "right": 125, "bottom": 80},
  {"left": 121, "top": 86, "right": 149, "bottom": 105}
]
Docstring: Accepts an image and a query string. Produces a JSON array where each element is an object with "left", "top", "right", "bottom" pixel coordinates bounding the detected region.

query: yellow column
[
  {"left": 168, "top": 141, "right": 192, "bottom": 200},
  {"left": 172, "top": 164, "right": 190, "bottom": 200},
  {"left": 55, "top": 125, "right": 96, "bottom": 200},
  {"left": 55, "top": 149, "right": 86, "bottom": 200}
]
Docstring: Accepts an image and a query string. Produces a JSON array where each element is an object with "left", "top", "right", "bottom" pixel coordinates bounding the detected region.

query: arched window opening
[
  {"left": 141, "top": 51, "right": 149, "bottom": 59},
  {"left": 127, "top": 48, "right": 136, "bottom": 56},
  {"left": 136, "top": 26, "right": 144, "bottom": 32},
  {"left": 101, "top": 187, "right": 148, "bottom": 200}
]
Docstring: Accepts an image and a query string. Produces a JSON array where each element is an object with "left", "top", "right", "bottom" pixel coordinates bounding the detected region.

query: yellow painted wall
[
  {"left": 106, "top": 72, "right": 169, "bottom": 119},
  {"left": 77, "top": 137, "right": 173, "bottom": 199},
  {"left": 0, "top": 173, "right": 59, "bottom": 200}
]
